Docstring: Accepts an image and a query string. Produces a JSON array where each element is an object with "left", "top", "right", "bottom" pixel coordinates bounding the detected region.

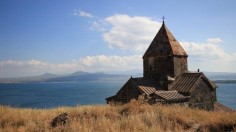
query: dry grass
[{"left": 0, "top": 101, "right": 236, "bottom": 132}]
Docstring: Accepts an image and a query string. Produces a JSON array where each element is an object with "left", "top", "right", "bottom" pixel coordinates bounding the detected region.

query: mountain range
[
  {"left": 0, "top": 71, "right": 131, "bottom": 83},
  {"left": 0, "top": 70, "right": 236, "bottom": 83}
]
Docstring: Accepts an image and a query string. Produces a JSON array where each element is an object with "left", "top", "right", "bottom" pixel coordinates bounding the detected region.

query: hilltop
[{"left": 0, "top": 102, "right": 235, "bottom": 131}]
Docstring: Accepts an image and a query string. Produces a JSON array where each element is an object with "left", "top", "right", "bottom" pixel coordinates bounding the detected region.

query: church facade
[{"left": 106, "top": 21, "right": 217, "bottom": 111}]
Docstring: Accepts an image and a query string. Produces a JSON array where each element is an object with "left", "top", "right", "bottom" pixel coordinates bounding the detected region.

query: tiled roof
[
  {"left": 131, "top": 78, "right": 188, "bottom": 101},
  {"left": 169, "top": 72, "right": 216, "bottom": 93},
  {"left": 154, "top": 91, "right": 189, "bottom": 101},
  {"left": 143, "top": 23, "right": 187, "bottom": 58},
  {"left": 131, "top": 77, "right": 163, "bottom": 95}
]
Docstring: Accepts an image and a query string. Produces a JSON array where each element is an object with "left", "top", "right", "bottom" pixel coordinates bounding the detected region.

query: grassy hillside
[{"left": 0, "top": 101, "right": 236, "bottom": 132}]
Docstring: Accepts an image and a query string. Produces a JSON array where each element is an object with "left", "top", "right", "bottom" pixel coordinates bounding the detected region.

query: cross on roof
[{"left": 162, "top": 16, "right": 165, "bottom": 23}]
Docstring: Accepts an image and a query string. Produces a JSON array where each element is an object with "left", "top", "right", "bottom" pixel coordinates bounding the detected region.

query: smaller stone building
[
  {"left": 106, "top": 20, "right": 218, "bottom": 111},
  {"left": 169, "top": 72, "right": 217, "bottom": 110}
]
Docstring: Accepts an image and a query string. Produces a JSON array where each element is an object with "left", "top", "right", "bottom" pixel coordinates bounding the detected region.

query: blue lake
[{"left": 0, "top": 81, "right": 235, "bottom": 110}]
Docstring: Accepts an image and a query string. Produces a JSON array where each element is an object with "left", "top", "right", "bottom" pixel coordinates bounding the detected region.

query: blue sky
[{"left": 1, "top": 0, "right": 236, "bottom": 77}]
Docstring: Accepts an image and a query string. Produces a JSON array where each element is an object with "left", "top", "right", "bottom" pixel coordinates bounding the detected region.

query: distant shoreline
[
  {"left": 213, "top": 80, "right": 236, "bottom": 83},
  {"left": 1, "top": 80, "right": 236, "bottom": 84}
]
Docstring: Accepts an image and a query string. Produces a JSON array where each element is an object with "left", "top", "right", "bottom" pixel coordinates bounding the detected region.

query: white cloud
[
  {"left": 0, "top": 55, "right": 142, "bottom": 78},
  {"left": 206, "top": 38, "right": 223, "bottom": 44},
  {"left": 180, "top": 38, "right": 236, "bottom": 72},
  {"left": 74, "top": 10, "right": 93, "bottom": 18},
  {"left": 180, "top": 38, "right": 235, "bottom": 62},
  {"left": 97, "top": 14, "right": 162, "bottom": 52},
  {"left": 90, "top": 21, "right": 108, "bottom": 32},
  {"left": 78, "top": 55, "right": 142, "bottom": 70}
]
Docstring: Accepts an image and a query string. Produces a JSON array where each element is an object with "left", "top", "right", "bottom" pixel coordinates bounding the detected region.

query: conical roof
[{"left": 143, "top": 22, "right": 187, "bottom": 58}]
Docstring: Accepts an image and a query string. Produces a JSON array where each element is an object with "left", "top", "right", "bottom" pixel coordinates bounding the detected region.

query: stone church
[{"left": 106, "top": 20, "right": 218, "bottom": 111}]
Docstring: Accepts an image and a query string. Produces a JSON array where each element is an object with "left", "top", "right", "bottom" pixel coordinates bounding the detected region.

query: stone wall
[
  {"left": 143, "top": 55, "right": 187, "bottom": 79},
  {"left": 173, "top": 56, "right": 188, "bottom": 78},
  {"left": 188, "top": 79, "right": 215, "bottom": 111},
  {"left": 116, "top": 79, "right": 142, "bottom": 103},
  {"left": 143, "top": 56, "right": 174, "bottom": 79}
]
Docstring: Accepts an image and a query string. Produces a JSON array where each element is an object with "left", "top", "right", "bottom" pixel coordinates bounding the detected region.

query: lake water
[{"left": 0, "top": 81, "right": 235, "bottom": 110}]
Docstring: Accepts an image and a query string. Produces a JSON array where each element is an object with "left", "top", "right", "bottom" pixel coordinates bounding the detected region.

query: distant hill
[
  {"left": 69, "top": 71, "right": 89, "bottom": 76},
  {"left": 1, "top": 71, "right": 236, "bottom": 83},
  {"left": 107, "top": 69, "right": 143, "bottom": 77},
  {"left": 0, "top": 73, "right": 60, "bottom": 83},
  {"left": 0, "top": 71, "right": 130, "bottom": 83},
  {"left": 40, "top": 73, "right": 59, "bottom": 78},
  {"left": 45, "top": 73, "right": 130, "bottom": 82}
]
